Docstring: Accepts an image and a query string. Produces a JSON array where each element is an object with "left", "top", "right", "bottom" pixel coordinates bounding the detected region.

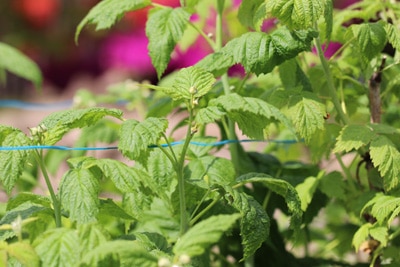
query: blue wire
[
  {"left": 0, "top": 100, "right": 73, "bottom": 110},
  {"left": 0, "top": 139, "right": 299, "bottom": 151}
]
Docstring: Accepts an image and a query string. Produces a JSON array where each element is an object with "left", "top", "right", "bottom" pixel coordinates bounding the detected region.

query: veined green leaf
[
  {"left": 195, "top": 106, "right": 226, "bottom": 125},
  {"left": 95, "top": 158, "right": 142, "bottom": 193},
  {"left": 319, "top": 171, "right": 346, "bottom": 200},
  {"left": 235, "top": 173, "right": 302, "bottom": 235},
  {"left": 0, "top": 42, "right": 42, "bottom": 89},
  {"left": 79, "top": 240, "right": 158, "bottom": 267},
  {"left": 352, "top": 223, "right": 372, "bottom": 252},
  {"left": 75, "top": 0, "right": 151, "bottom": 42},
  {"left": 288, "top": 92, "right": 325, "bottom": 143},
  {"left": 385, "top": 22, "right": 400, "bottom": 52},
  {"left": 172, "top": 67, "right": 216, "bottom": 100},
  {"left": 173, "top": 214, "right": 240, "bottom": 257},
  {"left": 334, "top": 125, "right": 375, "bottom": 153},
  {"left": 369, "top": 225, "right": 388, "bottom": 247},
  {"left": 224, "top": 188, "right": 269, "bottom": 259},
  {"left": 0, "top": 128, "right": 32, "bottom": 193},
  {"left": 265, "top": 0, "right": 327, "bottom": 30},
  {"left": 0, "top": 202, "right": 52, "bottom": 241},
  {"left": 34, "top": 228, "right": 80, "bottom": 267},
  {"left": 346, "top": 22, "right": 387, "bottom": 61},
  {"left": 40, "top": 107, "right": 123, "bottom": 145},
  {"left": 5, "top": 242, "right": 40, "bottom": 267},
  {"left": 185, "top": 156, "right": 235, "bottom": 188},
  {"left": 197, "top": 28, "right": 317, "bottom": 76},
  {"left": 210, "top": 93, "right": 294, "bottom": 139},
  {"left": 59, "top": 168, "right": 99, "bottom": 223},
  {"left": 237, "top": 0, "right": 265, "bottom": 30},
  {"left": 99, "top": 199, "right": 134, "bottom": 220},
  {"left": 78, "top": 223, "right": 110, "bottom": 258},
  {"left": 146, "top": 7, "right": 191, "bottom": 78},
  {"left": 118, "top": 117, "right": 168, "bottom": 164},
  {"left": 295, "top": 176, "right": 320, "bottom": 211},
  {"left": 224, "top": 29, "right": 317, "bottom": 75},
  {"left": 146, "top": 149, "right": 176, "bottom": 195},
  {"left": 370, "top": 135, "right": 400, "bottom": 191},
  {"left": 361, "top": 194, "right": 400, "bottom": 226},
  {"left": 7, "top": 193, "right": 51, "bottom": 211}
]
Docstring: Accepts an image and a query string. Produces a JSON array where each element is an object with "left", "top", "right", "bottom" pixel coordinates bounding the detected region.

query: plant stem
[
  {"left": 34, "top": 150, "right": 62, "bottom": 227},
  {"left": 190, "top": 195, "right": 221, "bottom": 226},
  {"left": 314, "top": 33, "right": 350, "bottom": 125},
  {"left": 176, "top": 104, "right": 195, "bottom": 235}
]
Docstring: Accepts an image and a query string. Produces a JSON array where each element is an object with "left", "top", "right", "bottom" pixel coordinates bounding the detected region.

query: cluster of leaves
[{"left": 2, "top": 0, "right": 400, "bottom": 266}]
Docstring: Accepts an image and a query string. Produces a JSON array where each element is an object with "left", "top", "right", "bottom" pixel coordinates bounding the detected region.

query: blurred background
[{"left": 0, "top": 0, "right": 358, "bottom": 99}]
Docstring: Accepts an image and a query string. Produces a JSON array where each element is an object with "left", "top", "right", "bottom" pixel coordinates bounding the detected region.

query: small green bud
[{"left": 189, "top": 86, "right": 197, "bottom": 95}]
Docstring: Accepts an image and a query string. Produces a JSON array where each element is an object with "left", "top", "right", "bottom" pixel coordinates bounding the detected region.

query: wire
[
  {"left": 0, "top": 100, "right": 73, "bottom": 110},
  {"left": 0, "top": 139, "right": 299, "bottom": 151}
]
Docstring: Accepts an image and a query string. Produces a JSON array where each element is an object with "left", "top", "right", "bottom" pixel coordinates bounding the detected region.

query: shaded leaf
[
  {"left": 236, "top": 173, "right": 302, "bottom": 235},
  {"left": 352, "top": 223, "right": 372, "bottom": 252},
  {"left": 195, "top": 106, "right": 226, "bottom": 125},
  {"left": 6, "top": 242, "right": 40, "bottom": 267},
  {"left": 185, "top": 156, "right": 235, "bottom": 188},
  {"left": 173, "top": 214, "right": 240, "bottom": 257},
  {"left": 79, "top": 240, "right": 158, "bottom": 267},
  {"left": 225, "top": 189, "right": 269, "bottom": 259},
  {"left": 237, "top": 0, "right": 265, "bottom": 30}
]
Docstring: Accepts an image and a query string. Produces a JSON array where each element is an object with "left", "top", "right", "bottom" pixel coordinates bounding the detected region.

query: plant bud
[{"left": 189, "top": 86, "right": 197, "bottom": 95}]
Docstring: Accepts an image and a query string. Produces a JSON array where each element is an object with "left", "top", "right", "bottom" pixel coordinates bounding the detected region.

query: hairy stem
[{"left": 34, "top": 150, "right": 62, "bottom": 227}]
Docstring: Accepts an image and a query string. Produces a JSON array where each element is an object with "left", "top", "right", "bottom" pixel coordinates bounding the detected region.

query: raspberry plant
[{"left": 1, "top": 0, "right": 400, "bottom": 266}]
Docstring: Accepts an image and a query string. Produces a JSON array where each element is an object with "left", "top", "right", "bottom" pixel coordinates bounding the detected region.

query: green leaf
[
  {"left": 385, "top": 22, "right": 400, "bottom": 52},
  {"left": 0, "top": 42, "right": 42, "bottom": 89},
  {"left": 369, "top": 225, "right": 388, "bottom": 247},
  {"left": 146, "top": 149, "right": 176, "bottom": 195},
  {"left": 133, "top": 232, "right": 169, "bottom": 252},
  {"left": 279, "top": 59, "right": 312, "bottom": 91},
  {"left": 352, "top": 223, "right": 372, "bottom": 252},
  {"left": 319, "top": 171, "right": 346, "bottom": 200},
  {"left": 265, "top": 0, "right": 327, "bottom": 30},
  {"left": 370, "top": 135, "right": 400, "bottom": 191},
  {"left": 146, "top": 7, "right": 191, "bottom": 78},
  {"left": 173, "top": 214, "right": 240, "bottom": 257},
  {"left": 59, "top": 168, "right": 99, "bottom": 223},
  {"left": 362, "top": 193, "right": 400, "bottom": 226},
  {"left": 7, "top": 193, "right": 51, "bottom": 211},
  {"left": 0, "top": 128, "right": 32, "bottom": 193},
  {"left": 171, "top": 67, "right": 216, "bottom": 100},
  {"left": 95, "top": 159, "right": 142, "bottom": 193},
  {"left": 334, "top": 125, "right": 375, "bottom": 153},
  {"left": 118, "top": 117, "right": 168, "bottom": 164},
  {"left": 79, "top": 240, "right": 158, "bottom": 267},
  {"left": 185, "top": 156, "right": 235, "bottom": 188},
  {"left": 197, "top": 28, "right": 317, "bottom": 76},
  {"left": 34, "top": 228, "right": 80, "bottom": 267},
  {"left": 75, "top": 0, "right": 151, "bottom": 42},
  {"left": 78, "top": 223, "right": 110, "bottom": 258},
  {"left": 5, "top": 242, "right": 40, "bottom": 267},
  {"left": 225, "top": 29, "right": 317, "bottom": 75},
  {"left": 288, "top": 92, "right": 325, "bottom": 142},
  {"left": 295, "top": 176, "right": 320, "bottom": 211},
  {"left": 99, "top": 199, "right": 134, "bottom": 220},
  {"left": 224, "top": 189, "right": 269, "bottom": 259},
  {"left": 346, "top": 22, "right": 387, "bottom": 61},
  {"left": 40, "top": 107, "right": 123, "bottom": 145},
  {"left": 237, "top": 0, "right": 265, "bottom": 30},
  {"left": 210, "top": 93, "right": 294, "bottom": 139},
  {"left": 195, "top": 106, "right": 226, "bottom": 125},
  {"left": 235, "top": 173, "right": 302, "bottom": 235},
  {"left": 323, "top": 0, "right": 333, "bottom": 42}
]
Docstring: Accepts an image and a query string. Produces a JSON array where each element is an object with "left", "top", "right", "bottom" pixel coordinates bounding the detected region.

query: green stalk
[
  {"left": 34, "top": 150, "right": 62, "bottom": 227},
  {"left": 190, "top": 195, "right": 221, "bottom": 226},
  {"left": 314, "top": 32, "right": 350, "bottom": 125},
  {"left": 176, "top": 102, "right": 196, "bottom": 235}
]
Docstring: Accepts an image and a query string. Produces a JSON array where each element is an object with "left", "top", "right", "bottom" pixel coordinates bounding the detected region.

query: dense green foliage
[{"left": 1, "top": 0, "right": 400, "bottom": 266}]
